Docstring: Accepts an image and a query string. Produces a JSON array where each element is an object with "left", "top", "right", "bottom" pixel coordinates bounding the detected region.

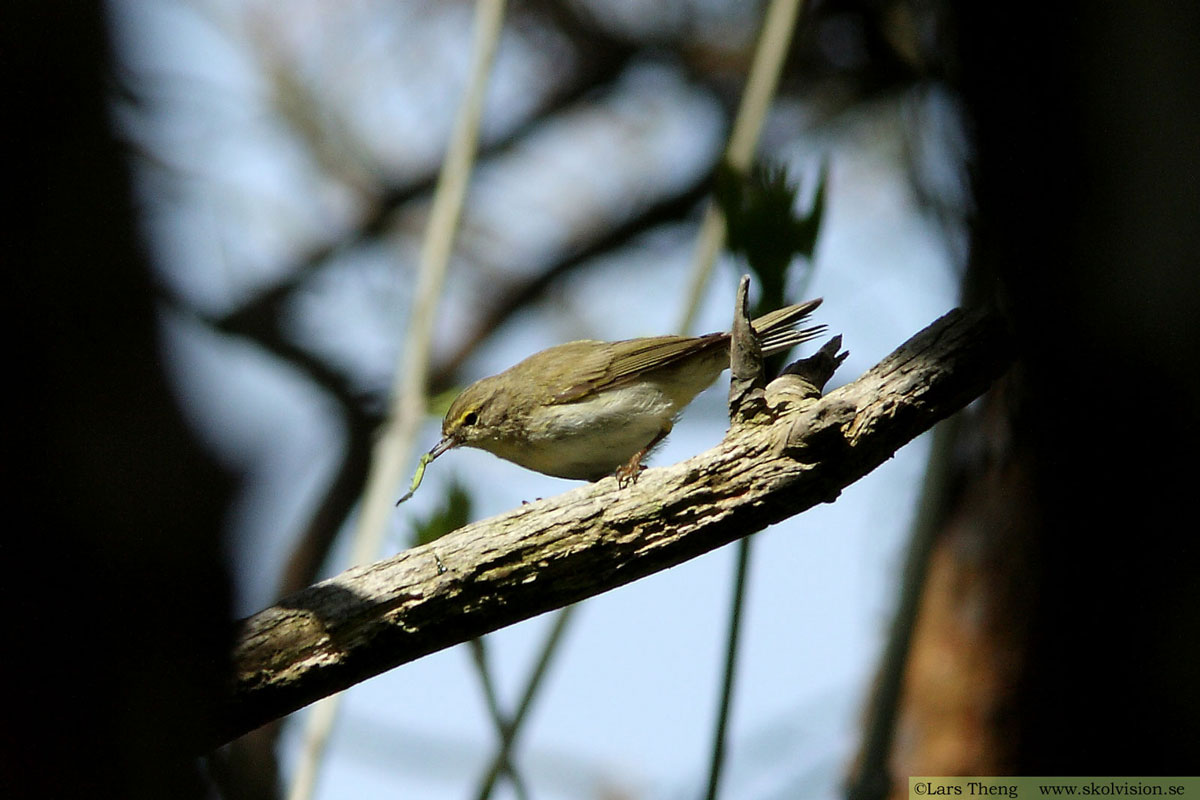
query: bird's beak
[{"left": 426, "top": 436, "right": 455, "bottom": 461}]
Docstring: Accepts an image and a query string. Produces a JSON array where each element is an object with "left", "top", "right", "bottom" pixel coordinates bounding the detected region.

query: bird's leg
[
  {"left": 615, "top": 426, "right": 671, "bottom": 488},
  {"left": 614, "top": 456, "right": 645, "bottom": 488}
]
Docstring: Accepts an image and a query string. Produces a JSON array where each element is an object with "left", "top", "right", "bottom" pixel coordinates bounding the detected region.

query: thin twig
[
  {"left": 473, "top": 605, "right": 577, "bottom": 800},
  {"left": 286, "top": 2, "right": 509, "bottom": 798},
  {"left": 704, "top": 538, "right": 753, "bottom": 800},
  {"left": 678, "top": 0, "right": 808, "bottom": 334},
  {"left": 468, "top": 639, "right": 531, "bottom": 800}
]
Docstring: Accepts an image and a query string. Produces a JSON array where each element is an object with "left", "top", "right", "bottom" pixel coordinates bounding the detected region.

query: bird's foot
[{"left": 615, "top": 457, "right": 646, "bottom": 488}]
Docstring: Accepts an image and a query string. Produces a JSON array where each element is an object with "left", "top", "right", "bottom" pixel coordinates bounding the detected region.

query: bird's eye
[{"left": 462, "top": 411, "right": 479, "bottom": 426}]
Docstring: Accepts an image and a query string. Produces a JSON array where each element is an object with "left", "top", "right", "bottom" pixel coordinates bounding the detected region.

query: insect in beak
[{"left": 395, "top": 437, "right": 456, "bottom": 506}]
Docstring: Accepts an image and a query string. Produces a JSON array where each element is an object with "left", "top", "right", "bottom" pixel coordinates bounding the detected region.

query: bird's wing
[
  {"left": 544, "top": 298, "right": 824, "bottom": 404},
  {"left": 549, "top": 334, "right": 724, "bottom": 404}
]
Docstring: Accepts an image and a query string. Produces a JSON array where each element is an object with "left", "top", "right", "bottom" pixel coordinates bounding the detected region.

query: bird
[{"left": 426, "top": 298, "right": 824, "bottom": 484}]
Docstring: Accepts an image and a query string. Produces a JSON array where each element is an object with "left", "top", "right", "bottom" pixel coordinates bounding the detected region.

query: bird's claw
[{"left": 615, "top": 458, "right": 646, "bottom": 488}]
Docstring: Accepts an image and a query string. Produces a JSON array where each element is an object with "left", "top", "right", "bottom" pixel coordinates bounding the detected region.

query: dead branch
[{"left": 217, "top": 306, "right": 1011, "bottom": 746}]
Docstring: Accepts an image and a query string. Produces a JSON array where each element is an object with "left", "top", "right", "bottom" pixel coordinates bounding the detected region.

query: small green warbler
[{"left": 398, "top": 299, "right": 823, "bottom": 502}]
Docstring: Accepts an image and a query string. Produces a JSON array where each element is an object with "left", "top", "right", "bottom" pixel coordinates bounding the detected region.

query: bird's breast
[{"left": 486, "top": 383, "right": 679, "bottom": 480}]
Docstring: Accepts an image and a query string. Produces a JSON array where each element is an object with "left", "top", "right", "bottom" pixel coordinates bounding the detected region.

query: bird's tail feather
[{"left": 752, "top": 298, "right": 826, "bottom": 356}]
